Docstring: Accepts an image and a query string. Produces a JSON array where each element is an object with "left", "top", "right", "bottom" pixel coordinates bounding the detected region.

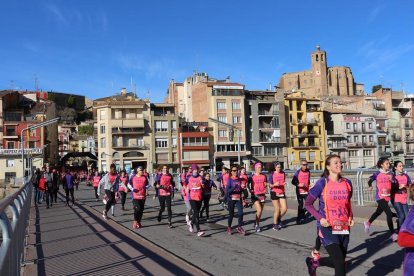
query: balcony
[
  {"left": 259, "top": 123, "right": 280, "bottom": 130},
  {"left": 112, "top": 143, "right": 147, "bottom": 150},
  {"left": 293, "top": 142, "right": 320, "bottom": 149},
  {"left": 347, "top": 142, "right": 363, "bottom": 148},
  {"left": 297, "top": 118, "right": 320, "bottom": 125},
  {"left": 392, "top": 147, "right": 404, "bottom": 154},
  {"left": 379, "top": 151, "right": 392, "bottom": 158},
  {"left": 260, "top": 137, "right": 281, "bottom": 143},
  {"left": 404, "top": 124, "right": 412, "bottom": 130},
  {"left": 258, "top": 110, "right": 278, "bottom": 116},
  {"left": 328, "top": 142, "right": 347, "bottom": 149},
  {"left": 362, "top": 142, "right": 376, "bottom": 148},
  {"left": 4, "top": 113, "right": 22, "bottom": 122},
  {"left": 293, "top": 131, "right": 318, "bottom": 138},
  {"left": 112, "top": 127, "right": 145, "bottom": 135},
  {"left": 405, "top": 149, "right": 414, "bottom": 155},
  {"left": 405, "top": 137, "right": 414, "bottom": 143},
  {"left": 392, "top": 135, "right": 402, "bottom": 142}
]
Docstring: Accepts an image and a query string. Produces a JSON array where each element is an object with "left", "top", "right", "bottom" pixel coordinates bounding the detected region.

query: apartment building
[
  {"left": 245, "top": 89, "right": 287, "bottom": 168},
  {"left": 179, "top": 121, "right": 211, "bottom": 170},
  {"left": 285, "top": 92, "right": 327, "bottom": 170},
  {"left": 94, "top": 88, "right": 151, "bottom": 172},
  {"left": 150, "top": 103, "right": 180, "bottom": 172}
]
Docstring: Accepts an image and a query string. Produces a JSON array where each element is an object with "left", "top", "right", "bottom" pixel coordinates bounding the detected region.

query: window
[
  {"left": 218, "top": 116, "right": 227, "bottom": 123},
  {"left": 353, "top": 123, "right": 357, "bottom": 131},
  {"left": 6, "top": 160, "right": 14, "bottom": 167},
  {"left": 29, "top": 141, "right": 35, "bottom": 148},
  {"left": 156, "top": 153, "right": 169, "bottom": 163},
  {"left": 5, "top": 172, "right": 16, "bottom": 183},
  {"left": 172, "top": 153, "right": 178, "bottom": 162},
  {"left": 6, "top": 126, "right": 16, "bottom": 136},
  {"left": 369, "top": 135, "right": 373, "bottom": 142},
  {"left": 252, "top": 146, "right": 262, "bottom": 156},
  {"left": 233, "top": 116, "right": 242, "bottom": 124},
  {"left": 114, "top": 110, "right": 122, "bottom": 119},
  {"left": 353, "top": 136, "right": 358, "bottom": 142},
  {"left": 172, "top": 138, "right": 177, "bottom": 147},
  {"left": 218, "top": 130, "right": 228, "bottom": 137},
  {"left": 362, "top": 136, "right": 366, "bottom": 143},
  {"left": 369, "top": 123, "right": 372, "bottom": 129},
  {"left": 155, "top": 121, "right": 168, "bottom": 132},
  {"left": 7, "top": 141, "right": 14, "bottom": 149},
  {"left": 99, "top": 110, "right": 106, "bottom": 120},
  {"left": 171, "top": 121, "right": 177, "bottom": 131},
  {"left": 347, "top": 136, "right": 351, "bottom": 142},
  {"left": 100, "top": 124, "right": 106, "bottom": 134},
  {"left": 137, "top": 137, "right": 144, "bottom": 147},
  {"left": 217, "top": 102, "right": 226, "bottom": 109},
  {"left": 101, "top": 161, "right": 107, "bottom": 172},
  {"left": 299, "top": 151, "right": 307, "bottom": 160},
  {"left": 363, "top": 150, "right": 372, "bottom": 156},
  {"left": 349, "top": 150, "right": 358, "bottom": 157},
  {"left": 309, "top": 151, "right": 316, "bottom": 161},
  {"left": 346, "top": 123, "right": 350, "bottom": 129},
  {"left": 100, "top": 138, "right": 106, "bottom": 148},
  {"left": 156, "top": 138, "right": 168, "bottom": 148},
  {"left": 182, "top": 151, "right": 209, "bottom": 160},
  {"left": 264, "top": 146, "right": 278, "bottom": 156},
  {"left": 232, "top": 102, "right": 241, "bottom": 110}
]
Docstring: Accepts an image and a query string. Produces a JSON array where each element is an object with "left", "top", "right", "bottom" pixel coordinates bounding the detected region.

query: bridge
[{"left": 0, "top": 179, "right": 407, "bottom": 275}]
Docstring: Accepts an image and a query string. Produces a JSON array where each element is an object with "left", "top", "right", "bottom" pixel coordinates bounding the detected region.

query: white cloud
[
  {"left": 368, "top": 5, "right": 384, "bottom": 23},
  {"left": 44, "top": 4, "right": 69, "bottom": 25}
]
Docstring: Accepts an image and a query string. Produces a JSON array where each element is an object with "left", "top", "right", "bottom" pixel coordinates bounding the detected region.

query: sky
[{"left": 0, "top": 0, "right": 413, "bottom": 102}]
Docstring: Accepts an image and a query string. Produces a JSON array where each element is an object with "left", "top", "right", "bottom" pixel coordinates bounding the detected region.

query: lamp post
[{"left": 21, "top": 117, "right": 60, "bottom": 179}]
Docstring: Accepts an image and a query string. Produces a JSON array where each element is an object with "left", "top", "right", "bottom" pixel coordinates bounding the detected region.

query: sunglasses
[
  {"left": 231, "top": 170, "right": 238, "bottom": 172},
  {"left": 302, "top": 164, "right": 308, "bottom": 166}
]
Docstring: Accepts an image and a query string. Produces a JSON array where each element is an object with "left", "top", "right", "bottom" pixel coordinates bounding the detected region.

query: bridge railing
[
  {"left": 0, "top": 179, "right": 32, "bottom": 276},
  {"left": 148, "top": 168, "right": 414, "bottom": 206}
]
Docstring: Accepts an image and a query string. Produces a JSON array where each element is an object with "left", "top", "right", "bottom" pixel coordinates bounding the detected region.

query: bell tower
[{"left": 311, "top": 45, "right": 328, "bottom": 97}]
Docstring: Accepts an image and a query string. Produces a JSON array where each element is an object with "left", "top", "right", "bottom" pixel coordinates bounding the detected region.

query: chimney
[{"left": 121, "top": 88, "right": 127, "bottom": 95}]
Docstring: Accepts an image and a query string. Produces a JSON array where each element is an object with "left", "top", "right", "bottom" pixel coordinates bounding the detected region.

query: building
[
  {"left": 94, "top": 88, "right": 151, "bottom": 172},
  {"left": 150, "top": 103, "right": 180, "bottom": 172},
  {"left": 285, "top": 92, "right": 327, "bottom": 170},
  {"left": 326, "top": 113, "right": 379, "bottom": 169},
  {"left": 278, "top": 45, "right": 363, "bottom": 98},
  {"left": 179, "top": 121, "right": 211, "bottom": 170},
  {"left": 245, "top": 89, "right": 287, "bottom": 168}
]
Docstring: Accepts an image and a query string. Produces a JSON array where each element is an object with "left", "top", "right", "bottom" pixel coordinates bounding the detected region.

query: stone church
[{"left": 278, "top": 46, "right": 363, "bottom": 98}]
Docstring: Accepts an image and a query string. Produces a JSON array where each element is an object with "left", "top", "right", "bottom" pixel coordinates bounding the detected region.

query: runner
[
  {"left": 239, "top": 167, "right": 251, "bottom": 208},
  {"left": 292, "top": 160, "right": 311, "bottom": 224},
  {"left": 98, "top": 164, "right": 120, "bottom": 220},
  {"left": 393, "top": 161, "right": 412, "bottom": 230},
  {"left": 305, "top": 154, "right": 354, "bottom": 276},
  {"left": 364, "top": 157, "right": 398, "bottom": 241},
  {"left": 92, "top": 171, "right": 101, "bottom": 202},
  {"left": 186, "top": 164, "right": 205, "bottom": 237},
  {"left": 268, "top": 161, "right": 287, "bottom": 230},
  {"left": 226, "top": 165, "right": 246, "bottom": 235},
  {"left": 62, "top": 169, "right": 75, "bottom": 206},
  {"left": 44, "top": 169, "right": 53, "bottom": 208},
  {"left": 119, "top": 170, "right": 129, "bottom": 210},
  {"left": 217, "top": 167, "right": 230, "bottom": 210},
  {"left": 398, "top": 184, "right": 414, "bottom": 276},
  {"left": 128, "top": 166, "right": 148, "bottom": 229},
  {"left": 182, "top": 166, "right": 193, "bottom": 226},
  {"left": 200, "top": 172, "right": 217, "bottom": 222},
  {"left": 155, "top": 165, "right": 175, "bottom": 228},
  {"left": 248, "top": 162, "right": 268, "bottom": 232}
]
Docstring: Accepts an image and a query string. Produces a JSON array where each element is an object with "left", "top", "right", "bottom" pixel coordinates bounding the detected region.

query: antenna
[
  {"left": 130, "top": 77, "right": 133, "bottom": 93},
  {"left": 134, "top": 82, "right": 137, "bottom": 98},
  {"left": 34, "top": 74, "right": 39, "bottom": 91}
]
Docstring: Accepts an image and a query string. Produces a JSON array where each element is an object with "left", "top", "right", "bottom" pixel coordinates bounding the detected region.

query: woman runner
[
  {"left": 226, "top": 165, "right": 246, "bottom": 235},
  {"left": 364, "top": 158, "right": 398, "bottom": 241},
  {"left": 268, "top": 162, "right": 287, "bottom": 230},
  {"left": 393, "top": 160, "right": 412, "bottom": 231},
  {"left": 119, "top": 170, "right": 129, "bottom": 210},
  {"left": 98, "top": 164, "right": 120, "bottom": 220},
  {"left": 398, "top": 184, "right": 414, "bottom": 276},
  {"left": 248, "top": 162, "right": 268, "bottom": 232},
  {"left": 156, "top": 165, "right": 175, "bottom": 228},
  {"left": 200, "top": 172, "right": 217, "bottom": 222},
  {"left": 92, "top": 171, "right": 101, "bottom": 202},
  {"left": 128, "top": 166, "right": 148, "bottom": 229},
  {"left": 186, "top": 164, "right": 205, "bottom": 237},
  {"left": 305, "top": 155, "right": 354, "bottom": 276}
]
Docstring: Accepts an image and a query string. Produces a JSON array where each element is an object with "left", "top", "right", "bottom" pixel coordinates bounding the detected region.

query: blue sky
[{"left": 0, "top": 0, "right": 413, "bottom": 102}]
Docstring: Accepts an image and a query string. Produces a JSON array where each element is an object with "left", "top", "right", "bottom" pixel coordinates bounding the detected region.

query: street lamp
[{"left": 21, "top": 117, "right": 60, "bottom": 178}]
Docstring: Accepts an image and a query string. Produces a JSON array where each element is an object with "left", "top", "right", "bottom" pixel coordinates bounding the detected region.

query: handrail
[{"left": 0, "top": 179, "right": 32, "bottom": 276}]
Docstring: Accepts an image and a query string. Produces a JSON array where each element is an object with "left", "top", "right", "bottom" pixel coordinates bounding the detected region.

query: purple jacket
[{"left": 400, "top": 206, "right": 414, "bottom": 276}]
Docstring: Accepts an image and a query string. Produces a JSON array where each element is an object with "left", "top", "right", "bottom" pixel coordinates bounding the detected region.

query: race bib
[
  {"left": 380, "top": 188, "right": 391, "bottom": 197},
  {"left": 332, "top": 220, "right": 350, "bottom": 235},
  {"left": 231, "top": 194, "right": 241, "bottom": 200}
]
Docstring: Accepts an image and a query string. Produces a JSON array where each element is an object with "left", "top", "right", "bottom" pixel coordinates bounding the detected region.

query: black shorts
[
  {"left": 270, "top": 192, "right": 286, "bottom": 200},
  {"left": 251, "top": 194, "right": 266, "bottom": 203}
]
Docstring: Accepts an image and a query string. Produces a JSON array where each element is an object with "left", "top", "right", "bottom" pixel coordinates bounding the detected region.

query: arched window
[
  {"left": 113, "top": 152, "right": 120, "bottom": 158},
  {"left": 316, "top": 54, "right": 319, "bottom": 61},
  {"left": 101, "top": 152, "right": 106, "bottom": 158},
  {"left": 321, "top": 54, "right": 324, "bottom": 61}
]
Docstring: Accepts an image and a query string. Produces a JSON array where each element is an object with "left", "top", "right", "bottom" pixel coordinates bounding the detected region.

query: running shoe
[
  {"left": 168, "top": 222, "right": 173, "bottom": 229},
  {"left": 227, "top": 227, "right": 232, "bottom": 235},
  {"left": 197, "top": 231, "right": 205, "bottom": 237},
  {"left": 157, "top": 214, "right": 162, "bottom": 222},
  {"left": 206, "top": 218, "right": 211, "bottom": 223},
  {"left": 237, "top": 226, "right": 246, "bottom": 236},
  {"left": 133, "top": 221, "right": 138, "bottom": 229},
  {"left": 185, "top": 215, "right": 190, "bottom": 225},
  {"left": 102, "top": 210, "right": 107, "bottom": 220},
  {"left": 272, "top": 224, "right": 278, "bottom": 230},
  {"left": 311, "top": 250, "right": 321, "bottom": 262},
  {"left": 277, "top": 223, "right": 283, "bottom": 230},
  {"left": 305, "top": 257, "right": 318, "bottom": 276},
  {"left": 392, "top": 233, "right": 398, "bottom": 242},
  {"left": 364, "top": 221, "right": 371, "bottom": 234},
  {"left": 255, "top": 224, "right": 261, "bottom": 233},
  {"left": 188, "top": 224, "right": 193, "bottom": 233}
]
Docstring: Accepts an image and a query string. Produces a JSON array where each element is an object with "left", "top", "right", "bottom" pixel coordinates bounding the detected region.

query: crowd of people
[{"left": 31, "top": 155, "right": 414, "bottom": 276}]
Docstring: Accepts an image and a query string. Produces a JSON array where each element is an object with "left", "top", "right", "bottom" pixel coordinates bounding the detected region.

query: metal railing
[
  {"left": 160, "top": 169, "right": 414, "bottom": 207},
  {"left": 0, "top": 178, "right": 32, "bottom": 276}
]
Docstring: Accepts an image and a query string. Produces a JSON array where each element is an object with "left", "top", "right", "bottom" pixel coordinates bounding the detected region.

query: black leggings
[
  {"left": 315, "top": 236, "right": 322, "bottom": 251},
  {"left": 158, "top": 195, "right": 172, "bottom": 222},
  {"left": 228, "top": 199, "right": 243, "bottom": 227},
  {"left": 319, "top": 243, "right": 347, "bottom": 276},
  {"left": 369, "top": 199, "right": 395, "bottom": 234},
  {"left": 133, "top": 199, "right": 145, "bottom": 222},
  {"left": 94, "top": 187, "right": 99, "bottom": 199},
  {"left": 51, "top": 189, "right": 58, "bottom": 202},
  {"left": 119, "top": 191, "right": 127, "bottom": 208},
  {"left": 65, "top": 188, "right": 74, "bottom": 205},
  {"left": 190, "top": 200, "right": 202, "bottom": 232},
  {"left": 200, "top": 195, "right": 211, "bottom": 218},
  {"left": 297, "top": 193, "right": 308, "bottom": 222},
  {"left": 104, "top": 190, "right": 115, "bottom": 213}
]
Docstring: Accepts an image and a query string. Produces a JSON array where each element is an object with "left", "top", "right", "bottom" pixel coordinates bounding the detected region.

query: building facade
[
  {"left": 179, "top": 122, "right": 211, "bottom": 170},
  {"left": 150, "top": 103, "right": 180, "bottom": 172},
  {"left": 94, "top": 89, "right": 151, "bottom": 172}
]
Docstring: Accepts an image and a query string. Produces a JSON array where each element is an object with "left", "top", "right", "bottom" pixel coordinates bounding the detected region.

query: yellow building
[{"left": 285, "top": 92, "right": 327, "bottom": 170}]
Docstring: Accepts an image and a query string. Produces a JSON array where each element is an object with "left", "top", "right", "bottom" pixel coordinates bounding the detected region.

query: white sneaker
[
  {"left": 188, "top": 224, "right": 193, "bottom": 233},
  {"left": 364, "top": 221, "right": 370, "bottom": 234},
  {"left": 185, "top": 215, "right": 190, "bottom": 224},
  {"left": 255, "top": 224, "right": 261, "bottom": 232},
  {"left": 392, "top": 233, "right": 398, "bottom": 242},
  {"left": 197, "top": 231, "right": 205, "bottom": 237},
  {"left": 102, "top": 210, "right": 107, "bottom": 220}
]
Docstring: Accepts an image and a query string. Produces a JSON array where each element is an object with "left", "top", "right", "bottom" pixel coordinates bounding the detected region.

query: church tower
[{"left": 311, "top": 45, "right": 328, "bottom": 97}]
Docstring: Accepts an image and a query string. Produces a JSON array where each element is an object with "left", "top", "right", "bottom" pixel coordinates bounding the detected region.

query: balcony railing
[
  {"left": 260, "top": 137, "right": 281, "bottom": 143},
  {"left": 112, "top": 143, "right": 147, "bottom": 149},
  {"left": 328, "top": 143, "right": 347, "bottom": 149},
  {"left": 183, "top": 142, "right": 209, "bottom": 147},
  {"left": 404, "top": 124, "right": 412, "bottom": 129},
  {"left": 392, "top": 147, "right": 404, "bottom": 153},
  {"left": 392, "top": 135, "right": 402, "bottom": 141}
]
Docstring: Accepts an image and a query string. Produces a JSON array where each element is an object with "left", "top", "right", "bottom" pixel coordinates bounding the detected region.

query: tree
[
  {"left": 372, "top": 84, "right": 382, "bottom": 93},
  {"left": 67, "top": 95, "right": 75, "bottom": 108},
  {"left": 78, "top": 124, "right": 94, "bottom": 136}
]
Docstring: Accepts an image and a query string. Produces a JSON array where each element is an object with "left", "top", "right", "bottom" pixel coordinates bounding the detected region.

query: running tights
[
  {"left": 369, "top": 199, "right": 395, "bottom": 234},
  {"left": 319, "top": 243, "right": 347, "bottom": 276},
  {"left": 190, "top": 200, "right": 202, "bottom": 231},
  {"left": 133, "top": 199, "right": 145, "bottom": 222}
]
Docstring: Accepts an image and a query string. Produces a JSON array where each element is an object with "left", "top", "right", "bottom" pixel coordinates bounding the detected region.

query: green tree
[
  {"left": 372, "top": 84, "right": 382, "bottom": 93},
  {"left": 67, "top": 95, "right": 75, "bottom": 107},
  {"left": 78, "top": 124, "right": 94, "bottom": 135}
]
